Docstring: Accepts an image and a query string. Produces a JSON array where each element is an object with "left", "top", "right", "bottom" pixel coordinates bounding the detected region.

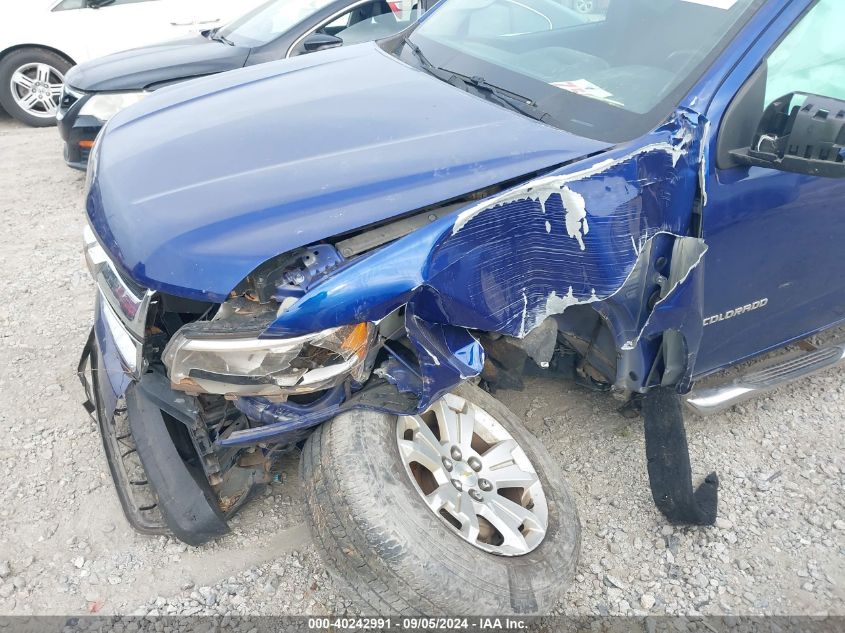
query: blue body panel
[
  {"left": 86, "top": 42, "right": 608, "bottom": 302},
  {"left": 269, "top": 110, "right": 710, "bottom": 403},
  {"left": 692, "top": 0, "right": 845, "bottom": 374},
  {"left": 93, "top": 295, "right": 133, "bottom": 420},
  {"left": 87, "top": 0, "right": 845, "bottom": 444}
]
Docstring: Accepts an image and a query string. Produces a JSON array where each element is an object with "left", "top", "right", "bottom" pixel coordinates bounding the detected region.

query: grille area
[{"left": 59, "top": 85, "right": 83, "bottom": 115}]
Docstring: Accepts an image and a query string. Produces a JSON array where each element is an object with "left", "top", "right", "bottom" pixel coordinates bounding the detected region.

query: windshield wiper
[
  {"left": 403, "top": 38, "right": 560, "bottom": 127},
  {"left": 403, "top": 38, "right": 453, "bottom": 82},
  {"left": 449, "top": 72, "right": 560, "bottom": 127},
  {"left": 209, "top": 29, "right": 235, "bottom": 46}
]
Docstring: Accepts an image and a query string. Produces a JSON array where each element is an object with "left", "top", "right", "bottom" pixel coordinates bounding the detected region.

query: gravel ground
[{"left": 0, "top": 111, "right": 843, "bottom": 619}]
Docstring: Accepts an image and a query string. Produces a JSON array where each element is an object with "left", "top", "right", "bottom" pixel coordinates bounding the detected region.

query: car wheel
[
  {"left": 301, "top": 383, "right": 581, "bottom": 614},
  {"left": 0, "top": 48, "right": 72, "bottom": 127}
]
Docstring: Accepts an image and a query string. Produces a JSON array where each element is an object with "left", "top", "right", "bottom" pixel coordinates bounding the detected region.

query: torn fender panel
[
  {"left": 222, "top": 385, "right": 347, "bottom": 447},
  {"left": 405, "top": 301, "right": 486, "bottom": 406},
  {"left": 269, "top": 109, "right": 710, "bottom": 404}
]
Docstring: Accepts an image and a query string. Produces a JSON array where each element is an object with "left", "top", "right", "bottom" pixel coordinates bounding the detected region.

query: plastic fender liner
[
  {"left": 125, "top": 381, "right": 229, "bottom": 545},
  {"left": 642, "top": 386, "right": 718, "bottom": 526}
]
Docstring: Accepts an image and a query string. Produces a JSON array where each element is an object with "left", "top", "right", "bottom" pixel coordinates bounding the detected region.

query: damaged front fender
[{"left": 269, "top": 109, "right": 711, "bottom": 409}]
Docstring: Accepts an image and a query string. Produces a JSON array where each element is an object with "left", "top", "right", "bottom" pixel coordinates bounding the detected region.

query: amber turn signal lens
[{"left": 340, "top": 323, "right": 371, "bottom": 359}]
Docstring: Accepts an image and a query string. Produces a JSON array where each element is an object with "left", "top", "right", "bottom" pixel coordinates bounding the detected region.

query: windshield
[
  {"left": 218, "top": 0, "right": 336, "bottom": 47},
  {"left": 405, "top": 0, "right": 763, "bottom": 141}
]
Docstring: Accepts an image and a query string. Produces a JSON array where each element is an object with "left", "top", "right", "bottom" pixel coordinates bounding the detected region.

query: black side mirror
[
  {"left": 730, "top": 92, "right": 845, "bottom": 178},
  {"left": 302, "top": 33, "right": 343, "bottom": 53}
]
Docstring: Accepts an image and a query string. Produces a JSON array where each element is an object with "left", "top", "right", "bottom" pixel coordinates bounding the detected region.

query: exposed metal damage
[
  {"left": 268, "top": 108, "right": 712, "bottom": 410},
  {"left": 81, "top": 107, "right": 722, "bottom": 533},
  {"left": 246, "top": 107, "right": 719, "bottom": 526}
]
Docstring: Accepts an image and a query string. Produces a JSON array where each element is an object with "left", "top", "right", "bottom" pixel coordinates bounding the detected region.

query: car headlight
[
  {"left": 163, "top": 320, "right": 375, "bottom": 398},
  {"left": 80, "top": 91, "right": 148, "bottom": 122}
]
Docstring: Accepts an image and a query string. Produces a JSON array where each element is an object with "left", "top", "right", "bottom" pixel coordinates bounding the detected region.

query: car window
[
  {"left": 319, "top": 1, "right": 415, "bottom": 45},
  {"left": 311, "top": 1, "right": 423, "bottom": 46},
  {"left": 54, "top": 0, "right": 157, "bottom": 9},
  {"left": 464, "top": 0, "right": 598, "bottom": 37},
  {"left": 218, "top": 0, "right": 338, "bottom": 47},
  {"left": 407, "top": 0, "right": 764, "bottom": 142},
  {"left": 467, "top": 0, "right": 551, "bottom": 36},
  {"left": 764, "top": 0, "right": 845, "bottom": 105}
]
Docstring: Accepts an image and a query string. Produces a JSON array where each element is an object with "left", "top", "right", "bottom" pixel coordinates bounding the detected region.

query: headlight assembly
[
  {"left": 80, "top": 91, "right": 148, "bottom": 122},
  {"left": 163, "top": 320, "right": 375, "bottom": 398}
]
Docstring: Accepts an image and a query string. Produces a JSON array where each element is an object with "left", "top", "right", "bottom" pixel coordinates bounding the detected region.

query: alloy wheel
[
  {"left": 397, "top": 393, "right": 548, "bottom": 556},
  {"left": 10, "top": 63, "right": 64, "bottom": 119}
]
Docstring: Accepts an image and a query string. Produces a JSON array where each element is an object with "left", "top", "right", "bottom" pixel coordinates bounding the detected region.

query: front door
[{"left": 696, "top": 0, "right": 845, "bottom": 375}]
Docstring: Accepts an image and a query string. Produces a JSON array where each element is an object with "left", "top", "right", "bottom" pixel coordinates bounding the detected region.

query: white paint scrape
[
  {"left": 451, "top": 140, "right": 684, "bottom": 238},
  {"left": 561, "top": 186, "right": 589, "bottom": 251}
]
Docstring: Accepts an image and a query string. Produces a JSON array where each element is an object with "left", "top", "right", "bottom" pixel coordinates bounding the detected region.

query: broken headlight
[{"left": 162, "top": 318, "right": 374, "bottom": 398}]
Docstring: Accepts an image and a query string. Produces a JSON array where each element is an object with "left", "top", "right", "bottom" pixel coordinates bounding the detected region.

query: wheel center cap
[{"left": 455, "top": 464, "right": 477, "bottom": 487}]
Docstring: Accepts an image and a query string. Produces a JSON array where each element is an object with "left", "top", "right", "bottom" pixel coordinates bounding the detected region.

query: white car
[{"left": 0, "top": 0, "right": 264, "bottom": 126}]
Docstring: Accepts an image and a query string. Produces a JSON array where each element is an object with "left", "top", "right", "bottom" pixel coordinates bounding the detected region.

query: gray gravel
[{"left": 0, "top": 112, "right": 842, "bottom": 617}]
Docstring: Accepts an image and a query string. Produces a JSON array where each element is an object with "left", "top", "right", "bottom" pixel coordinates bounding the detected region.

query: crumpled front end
[
  {"left": 81, "top": 107, "right": 713, "bottom": 542},
  {"left": 78, "top": 227, "right": 269, "bottom": 544},
  {"left": 146, "top": 108, "right": 713, "bottom": 446},
  {"left": 265, "top": 108, "right": 712, "bottom": 414}
]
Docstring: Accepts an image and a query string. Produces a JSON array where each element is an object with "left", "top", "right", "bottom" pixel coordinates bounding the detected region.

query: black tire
[
  {"left": 0, "top": 47, "right": 72, "bottom": 127},
  {"left": 300, "top": 383, "right": 581, "bottom": 615}
]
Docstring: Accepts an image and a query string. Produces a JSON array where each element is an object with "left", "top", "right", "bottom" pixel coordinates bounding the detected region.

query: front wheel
[
  {"left": 300, "top": 383, "right": 581, "bottom": 615},
  {"left": 0, "top": 48, "right": 71, "bottom": 127}
]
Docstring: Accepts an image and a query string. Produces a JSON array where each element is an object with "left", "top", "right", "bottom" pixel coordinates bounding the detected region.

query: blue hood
[{"left": 88, "top": 43, "right": 610, "bottom": 302}]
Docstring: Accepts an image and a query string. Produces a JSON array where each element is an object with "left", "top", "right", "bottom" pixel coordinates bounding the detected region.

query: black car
[{"left": 57, "top": 0, "right": 430, "bottom": 169}]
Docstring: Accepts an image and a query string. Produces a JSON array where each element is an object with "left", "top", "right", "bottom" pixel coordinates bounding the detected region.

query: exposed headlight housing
[
  {"left": 163, "top": 320, "right": 375, "bottom": 398},
  {"left": 80, "top": 91, "right": 148, "bottom": 122}
]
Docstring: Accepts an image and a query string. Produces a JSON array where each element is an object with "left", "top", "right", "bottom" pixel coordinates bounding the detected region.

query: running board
[{"left": 686, "top": 343, "right": 845, "bottom": 415}]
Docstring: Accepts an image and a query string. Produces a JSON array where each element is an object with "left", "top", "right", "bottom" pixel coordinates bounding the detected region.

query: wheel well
[
  {"left": 0, "top": 44, "right": 76, "bottom": 66},
  {"left": 478, "top": 306, "right": 619, "bottom": 392}
]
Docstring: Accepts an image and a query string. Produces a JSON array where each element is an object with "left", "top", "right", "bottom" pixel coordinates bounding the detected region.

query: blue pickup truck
[{"left": 79, "top": 0, "right": 844, "bottom": 615}]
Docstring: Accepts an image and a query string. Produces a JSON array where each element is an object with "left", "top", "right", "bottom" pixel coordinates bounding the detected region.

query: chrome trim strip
[
  {"left": 99, "top": 291, "right": 143, "bottom": 374},
  {"left": 686, "top": 344, "right": 845, "bottom": 415},
  {"left": 84, "top": 225, "right": 153, "bottom": 340}
]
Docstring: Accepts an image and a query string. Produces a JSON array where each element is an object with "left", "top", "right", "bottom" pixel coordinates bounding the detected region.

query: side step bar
[{"left": 686, "top": 343, "right": 845, "bottom": 415}]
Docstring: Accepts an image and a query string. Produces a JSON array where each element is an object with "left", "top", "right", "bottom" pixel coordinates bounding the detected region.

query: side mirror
[
  {"left": 730, "top": 92, "right": 845, "bottom": 178},
  {"left": 302, "top": 33, "right": 343, "bottom": 53}
]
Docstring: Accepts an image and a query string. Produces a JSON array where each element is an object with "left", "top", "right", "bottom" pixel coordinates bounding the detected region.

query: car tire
[
  {"left": 0, "top": 47, "right": 72, "bottom": 127},
  {"left": 300, "top": 383, "right": 581, "bottom": 615}
]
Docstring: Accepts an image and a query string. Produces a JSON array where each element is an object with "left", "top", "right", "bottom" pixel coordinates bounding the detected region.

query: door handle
[
  {"left": 170, "top": 21, "right": 195, "bottom": 26},
  {"left": 196, "top": 19, "right": 221, "bottom": 25}
]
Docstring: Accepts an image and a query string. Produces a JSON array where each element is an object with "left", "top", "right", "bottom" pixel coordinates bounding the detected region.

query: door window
[
  {"left": 54, "top": 0, "right": 157, "bottom": 9},
  {"left": 765, "top": 0, "right": 845, "bottom": 105},
  {"left": 319, "top": 1, "right": 417, "bottom": 45}
]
